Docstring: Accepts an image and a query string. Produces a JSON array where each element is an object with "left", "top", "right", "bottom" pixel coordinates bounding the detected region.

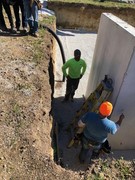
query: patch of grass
[
  {"left": 16, "top": 83, "right": 31, "bottom": 91},
  {"left": 41, "top": 15, "right": 56, "bottom": 26},
  {"left": 114, "top": 158, "right": 133, "bottom": 179},
  {"left": 85, "top": 158, "right": 134, "bottom": 179},
  {"left": 49, "top": 0, "right": 135, "bottom": 8},
  {"left": 30, "top": 16, "right": 56, "bottom": 64},
  {"left": 30, "top": 35, "right": 45, "bottom": 64},
  {"left": 13, "top": 103, "right": 21, "bottom": 116}
]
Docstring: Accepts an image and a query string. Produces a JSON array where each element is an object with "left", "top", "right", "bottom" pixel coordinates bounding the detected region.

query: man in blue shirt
[{"left": 77, "top": 101, "right": 125, "bottom": 163}]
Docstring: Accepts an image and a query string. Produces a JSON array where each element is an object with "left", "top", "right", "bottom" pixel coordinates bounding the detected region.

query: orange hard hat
[{"left": 99, "top": 101, "right": 113, "bottom": 116}]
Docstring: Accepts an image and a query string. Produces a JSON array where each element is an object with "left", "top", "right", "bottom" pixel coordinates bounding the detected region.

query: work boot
[
  {"left": 0, "top": 25, "right": 8, "bottom": 32},
  {"left": 33, "top": 32, "right": 39, "bottom": 38},
  {"left": 23, "top": 27, "right": 28, "bottom": 34},
  {"left": 10, "top": 26, "right": 16, "bottom": 33},
  {"left": 29, "top": 28, "right": 34, "bottom": 36}
]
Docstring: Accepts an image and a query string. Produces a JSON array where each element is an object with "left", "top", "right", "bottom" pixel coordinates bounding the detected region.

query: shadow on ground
[
  {"left": 52, "top": 96, "right": 88, "bottom": 171},
  {"left": 0, "top": 29, "right": 28, "bottom": 37}
]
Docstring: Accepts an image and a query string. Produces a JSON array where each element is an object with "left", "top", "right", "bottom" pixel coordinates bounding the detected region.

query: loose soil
[
  {"left": 0, "top": 9, "right": 134, "bottom": 180},
  {"left": 0, "top": 13, "right": 80, "bottom": 180}
]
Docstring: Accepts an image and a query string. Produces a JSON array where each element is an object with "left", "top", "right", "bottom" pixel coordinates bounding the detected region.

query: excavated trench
[
  {"left": 49, "top": 18, "right": 98, "bottom": 172},
  {"left": 48, "top": 2, "right": 135, "bottom": 171}
]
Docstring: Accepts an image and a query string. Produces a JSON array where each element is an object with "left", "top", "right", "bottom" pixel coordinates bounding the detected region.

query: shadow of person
[{"left": 0, "top": 29, "right": 28, "bottom": 37}]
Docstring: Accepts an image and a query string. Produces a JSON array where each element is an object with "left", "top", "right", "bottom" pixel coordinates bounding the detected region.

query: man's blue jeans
[
  {"left": 79, "top": 134, "right": 101, "bottom": 163},
  {"left": 23, "top": 0, "right": 38, "bottom": 33}
]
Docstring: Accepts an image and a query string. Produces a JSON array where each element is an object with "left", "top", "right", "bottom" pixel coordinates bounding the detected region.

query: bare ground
[
  {"left": 0, "top": 14, "right": 81, "bottom": 179},
  {"left": 0, "top": 13, "right": 135, "bottom": 180}
]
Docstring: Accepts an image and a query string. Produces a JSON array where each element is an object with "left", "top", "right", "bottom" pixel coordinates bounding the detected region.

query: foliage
[{"left": 84, "top": 157, "right": 135, "bottom": 179}]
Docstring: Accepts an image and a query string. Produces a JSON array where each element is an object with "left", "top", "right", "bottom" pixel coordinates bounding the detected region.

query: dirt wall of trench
[{"left": 48, "top": 2, "right": 135, "bottom": 32}]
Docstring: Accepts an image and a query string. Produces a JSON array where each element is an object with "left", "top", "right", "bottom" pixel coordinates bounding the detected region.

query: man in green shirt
[{"left": 62, "top": 49, "right": 87, "bottom": 102}]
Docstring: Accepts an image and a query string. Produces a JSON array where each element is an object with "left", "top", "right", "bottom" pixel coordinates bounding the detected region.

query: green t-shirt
[{"left": 62, "top": 58, "right": 87, "bottom": 79}]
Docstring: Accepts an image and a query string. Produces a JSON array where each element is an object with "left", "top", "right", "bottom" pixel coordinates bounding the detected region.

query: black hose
[{"left": 39, "top": 24, "right": 65, "bottom": 82}]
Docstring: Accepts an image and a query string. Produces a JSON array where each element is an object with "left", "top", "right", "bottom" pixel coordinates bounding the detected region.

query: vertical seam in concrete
[{"left": 113, "top": 46, "right": 135, "bottom": 110}]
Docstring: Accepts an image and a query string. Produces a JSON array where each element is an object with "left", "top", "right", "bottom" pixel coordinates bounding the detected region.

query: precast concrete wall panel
[
  {"left": 109, "top": 49, "right": 135, "bottom": 149},
  {"left": 86, "top": 13, "right": 135, "bottom": 149}
]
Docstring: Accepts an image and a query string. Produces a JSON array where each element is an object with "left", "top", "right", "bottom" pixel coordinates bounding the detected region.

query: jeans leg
[
  {"left": 90, "top": 144, "right": 102, "bottom": 160},
  {"left": 79, "top": 135, "right": 90, "bottom": 163},
  {"left": 79, "top": 146, "right": 89, "bottom": 163},
  {"left": 20, "top": 0, "right": 27, "bottom": 28},
  {"left": 2, "top": 1, "right": 14, "bottom": 28},
  {"left": 23, "top": 0, "right": 33, "bottom": 32},
  {"left": 23, "top": 0, "right": 28, "bottom": 27},
  {"left": 93, "top": 144, "right": 102, "bottom": 153},
  {"left": 31, "top": 2, "right": 38, "bottom": 33},
  {"left": 13, "top": 2, "right": 20, "bottom": 29},
  {"left": 0, "top": 2, "right": 6, "bottom": 28}
]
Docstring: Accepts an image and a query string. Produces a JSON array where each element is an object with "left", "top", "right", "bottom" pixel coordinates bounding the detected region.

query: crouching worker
[{"left": 77, "top": 101, "right": 125, "bottom": 163}]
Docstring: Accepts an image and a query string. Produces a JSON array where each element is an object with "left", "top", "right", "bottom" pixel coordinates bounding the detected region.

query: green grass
[
  {"left": 49, "top": 0, "right": 135, "bottom": 8},
  {"left": 41, "top": 15, "right": 56, "bottom": 26},
  {"left": 25, "top": 16, "right": 56, "bottom": 65},
  {"left": 84, "top": 158, "right": 134, "bottom": 179}
]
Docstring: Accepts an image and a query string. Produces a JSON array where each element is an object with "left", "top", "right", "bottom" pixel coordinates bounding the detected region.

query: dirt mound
[{"left": 0, "top": 16, "right": 81, "bottom": 179}]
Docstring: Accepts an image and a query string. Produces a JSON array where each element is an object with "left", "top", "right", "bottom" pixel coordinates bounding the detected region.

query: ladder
[{"left": 67, "top": 75, "right": 113, "bottom": 148}]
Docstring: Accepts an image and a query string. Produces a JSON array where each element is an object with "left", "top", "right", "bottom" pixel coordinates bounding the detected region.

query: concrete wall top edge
[{"left": 102, "top": 13, "right": 135, "bottom": 36}]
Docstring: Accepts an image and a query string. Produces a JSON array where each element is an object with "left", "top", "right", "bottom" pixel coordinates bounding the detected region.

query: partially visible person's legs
[
  {"left": 70, "top": 78, "right": 80, "bottom": 101},
  {"left": 13, "top": 1, "right": 20, "bottom": 30},
  {"left": 91, "top": 144, "right": 102, "bottom": 160},
  {"left": 99, "top": 140, "right": 111, "bottom": 154},
  {"left": 79, "top": 146, "right": 89, "bottom": 164},
  {"left": 91, "top": 140, "right": 111, "bottom": 160},
  {"left": 64, "top": 77, "right": 73, "bottom": 101},
  {"left": 79, "top": 135, "right": 91, "bottom": 163},
  {"left": 22, "top": 0, "right": 28, "bottom": 27},
  {"left": 79, "top": 134, "right": 102, "bottom": 164},
  {"left": 23, "top": 0, "right": 38, "bottom": 37},
  {"left": 23, "top": 0, "right": 33, "bottom": 33},
  {"left": 2, "top": 0, "right": 15, "bottom": 31},
  {"left": 63, "top": 78, "right": 80, "bottom": 102},
  {"left": 19, "top": 0, "right": 27, "bottom": 30},
  {"left": 31, "top": 1, "right": 38, "bottom": 36},
  {"left": 0, "top": 1, "right": 7, "bottom": 31}
]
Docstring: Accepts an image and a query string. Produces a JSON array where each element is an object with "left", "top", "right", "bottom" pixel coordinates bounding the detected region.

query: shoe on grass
[
  {"left": 10, "top": 27, "right": 16, "bottom": 33},
  {"left": 33, "top": 32, "right": 39, "bottom": 37}
]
